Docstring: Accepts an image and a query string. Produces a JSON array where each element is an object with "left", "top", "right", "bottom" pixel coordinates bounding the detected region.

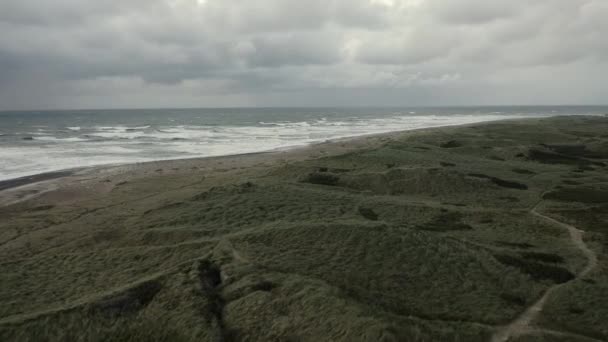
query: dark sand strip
[{"left": 0, "top": 171, "right": 73, "bottom": 192}]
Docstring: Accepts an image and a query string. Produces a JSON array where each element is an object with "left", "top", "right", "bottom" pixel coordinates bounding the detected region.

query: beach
[
  {"left": 3, "top": 107, "right": 606, "bottom": 183},
  {"left": 1, "top": 115, "right": 607, "bottom": 341}
]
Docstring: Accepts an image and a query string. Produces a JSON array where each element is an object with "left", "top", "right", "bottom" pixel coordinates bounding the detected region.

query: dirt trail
[
  {"left": 490, "top": 205, "right": 598, "bottom": 342},
  {"left": 530, "top": 209, "right": 598, "bottom": 277}
]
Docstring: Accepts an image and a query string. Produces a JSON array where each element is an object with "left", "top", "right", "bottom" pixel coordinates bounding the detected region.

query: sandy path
[{"left": 490, "top": 204, "right": 598, "bottom": 342}]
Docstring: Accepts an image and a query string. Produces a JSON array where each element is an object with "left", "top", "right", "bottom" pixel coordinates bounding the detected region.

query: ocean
[{"left": 1, "top": 106, "right": 606, "bottom": 182}]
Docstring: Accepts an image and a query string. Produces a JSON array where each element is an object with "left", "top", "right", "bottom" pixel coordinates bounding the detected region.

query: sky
[{"left": 0, "top": 0, "right": 606, "bottom": 110}]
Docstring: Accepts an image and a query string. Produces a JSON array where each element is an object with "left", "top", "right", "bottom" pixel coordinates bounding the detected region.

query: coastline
[{"left": 0, "top": 116, "right": 547, "bottom": 206}]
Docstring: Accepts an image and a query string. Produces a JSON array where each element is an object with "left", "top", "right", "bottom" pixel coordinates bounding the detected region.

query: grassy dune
[{"left": 1, "top": 116, "right": 607, "bottom": 341}]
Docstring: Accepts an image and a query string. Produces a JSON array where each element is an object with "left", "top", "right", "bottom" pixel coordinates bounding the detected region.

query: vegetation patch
[
  {"left": 28, "top": 205, "right": 55, "bottom": 212},
  {"left": 416, "top": 212, "right": 473, "bottom": 232},
  {"left": 499, "top": 196, "right": 520, "bottom": 202},
  {"left": 519, "top": 252, "right": 565, "bottom": 264},
  {"left": 542, "top": 143, "right": 607, "bottom": 159},
  {"left": 358, "top": 207, "right": 379, "bottom": 221},
  {"left": 512, "top": 168, "right": 536, "bottom": 175},
  {"left": 493, "top": 254, "right": 574, "bottom": 283},
  {"left": 576, "top": 165, "right": 595, "bottom": 171},
  {"left": 443, "top": 202, "right": 467, "bottom": 207},
  {"left": 527, "top": 149, "right": 590, "bottom": 166},
  {"left": 568, "top": 306, "right": 585, "bottom": 314},
  {"left": 541, "top": 144, "right": 588, "bottom": 155},
  {"left": 440, "top": 140, "right": 462, "bottom": 148},
  {"left": 500, "top": 293, "right": 526, "bottom": 306},
  {"left": 143, "top": 202, "right": 186, "bottom": 215},
  {"left": 90, "top": 280, "right": 162, "bottom": 315},
  {"left": 319, "top": 167, "right": 352, "bottom": 173},
  {"left": 197, "top": 260, "right": 227, "bottom": 333},
  {"left": 251, "top": 281, "right": 276, "bottom": 292},
  {"left": 543, "top": 188, "right": 608, "bottom": 204},
  {"left": 547, "top": 204, "right": 608, "bottom": 234},
  {"left": 191, "top": 182, "right": 257, "bottom": 201},
  {"left": 302, "top": 172, "right": 340, "bottom": 186},
  {"left": 495, "top": 241, "right": 535, "bottom": 249},
  {"left": 199, "top": 260, "right": 222, "bottom": 290},
  {"left": 468, "top": 173, "right": 528, "bottom": 190}
]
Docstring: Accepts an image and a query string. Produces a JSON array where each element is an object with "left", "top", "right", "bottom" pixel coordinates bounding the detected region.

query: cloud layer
[{"left": 0, "top": 0, "right": 606, "bottom": 109}]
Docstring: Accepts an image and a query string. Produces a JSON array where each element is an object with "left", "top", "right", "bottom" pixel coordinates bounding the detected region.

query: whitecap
[
  {"left": 128, "top": 125, "right": 151, "bottom": 130},
  {"left": 36, "top": 136, "right": 88, "bottom": 142}
]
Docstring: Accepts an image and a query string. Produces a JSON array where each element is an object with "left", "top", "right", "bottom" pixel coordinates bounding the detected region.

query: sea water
[{"left": 1, "top": 106, "right": 606, "bottom": 181}]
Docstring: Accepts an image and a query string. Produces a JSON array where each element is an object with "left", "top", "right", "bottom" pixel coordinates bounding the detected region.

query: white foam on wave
[
  {"left": 160, "top": 113, "right": 556, "bottom": 159},
  {"left": 0, "top": 146, "right": 151, "bottom": 181},
  {"left": 93, "top": 125, "right": 151, "bottom": 132},
  {"left": 36, "top": 136, "right": 89, "bottom": 142},
  {"left": 91, "top": 131, "right": 148, "bottom": 139},
  {"left": 96, "top": 125, "right": 150, "bottom": 130},
  {"left": 259, "top": 121, "right": 311, "bottom": 127}
]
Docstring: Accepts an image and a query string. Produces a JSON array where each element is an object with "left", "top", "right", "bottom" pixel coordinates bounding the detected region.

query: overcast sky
[{"left": 0, "top": 0, "right": 606, "bottom": 110}]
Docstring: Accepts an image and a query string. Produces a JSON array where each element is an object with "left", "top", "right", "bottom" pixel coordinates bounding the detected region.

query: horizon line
[{"left": 2, "top": 104, "right": 608, "bottom": 113}]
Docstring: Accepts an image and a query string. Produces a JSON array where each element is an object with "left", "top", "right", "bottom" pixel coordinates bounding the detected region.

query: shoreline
[
  {"left": 0, "top": 170, "right": 75, "bottom": 192},
  {"left": 0, "top": 116, "right": 547, "bottom": 195}
]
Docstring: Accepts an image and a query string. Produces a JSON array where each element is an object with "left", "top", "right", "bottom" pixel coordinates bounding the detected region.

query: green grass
[
  {"left": 543, "top": 187, "right": 608, "bottom": 204},
  {"left": 1, "top": 116, "right": 608, "bottom": 341},
  {"left": 536, "top": 270, "right": 608, "bottom": 340}
]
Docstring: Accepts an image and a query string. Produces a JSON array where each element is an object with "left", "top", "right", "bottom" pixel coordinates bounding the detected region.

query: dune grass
[{"left": 1, "top": 115, "right": 607, "bottom": 341}]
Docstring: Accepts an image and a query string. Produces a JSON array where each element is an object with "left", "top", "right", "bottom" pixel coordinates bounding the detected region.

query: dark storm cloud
[{"left": 0, "top": 0, "right": 606, "bottom": 109}]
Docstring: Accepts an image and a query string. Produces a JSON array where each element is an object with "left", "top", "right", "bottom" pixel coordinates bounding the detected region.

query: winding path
[{"left": 491, "top": 204, "right": 599, "bottom": 342}]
